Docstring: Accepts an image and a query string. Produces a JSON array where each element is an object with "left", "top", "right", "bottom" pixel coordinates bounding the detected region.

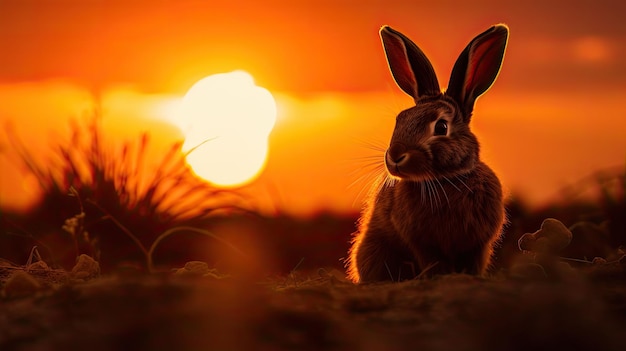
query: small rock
[
  {"left": 518, "top": 218, "right": 572, "bottom": 254},
  {"left": 175, "top": 261, "right": 210, "bottom": 275},
  {"left": 3, "top": 271, "right": 41, "bottom": 298},
  {"left": 70, "top": 254, "right": 100, "bottom": 280},
  {"left": 175, "top": 261, "right": 223, "bottom": 278}
]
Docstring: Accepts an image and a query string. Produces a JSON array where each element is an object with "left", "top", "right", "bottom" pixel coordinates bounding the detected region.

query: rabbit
[{"left": 346, "top": 24, "right": 509, "bottom": 283}]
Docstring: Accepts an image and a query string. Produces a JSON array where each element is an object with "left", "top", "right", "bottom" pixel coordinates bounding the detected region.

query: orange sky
[{"left": 1, "top": 0, "right": 625, "bottom": 216}]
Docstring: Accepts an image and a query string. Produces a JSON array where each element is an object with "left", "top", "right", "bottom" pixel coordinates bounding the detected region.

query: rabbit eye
[{"left": 434, "top": 119, "right": 448, "bottom": 136}]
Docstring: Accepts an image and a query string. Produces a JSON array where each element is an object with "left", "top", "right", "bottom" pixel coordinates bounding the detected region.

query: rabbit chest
[{"left": 384, "top": 163, "right": 504, "bottom": 254}]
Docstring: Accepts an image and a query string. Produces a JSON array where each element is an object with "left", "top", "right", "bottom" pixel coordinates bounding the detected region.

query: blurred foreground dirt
[{"left": 1, "top": 263, "right": 626, "bottom": 351}]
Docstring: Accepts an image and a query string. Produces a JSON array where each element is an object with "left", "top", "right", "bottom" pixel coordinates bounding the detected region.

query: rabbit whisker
[
  {"left": 455, "top": 175, "right": 473, "bottom": 193},
  {"left": 352, "top": 172, "right": 385, "bottom": 208},
  {"left": 353, "top": 138, "right": 388, "bottom": 152},
  {"left": 384, "top": 174, "right": 397, "bottom": 188},
  {"left": 434, "top": 177, "right": 450, "bottom": 206},
  {"left": 425, "top": 179, "right": 436, "bottom": 213},
  {"left": 370, "top": 174, "right": 395, "bottom": 203},
  {"left": 442, "top": 175, "right": 462, "bottom": 192},
  {"left": 428, "top": 179, "right": 440, "bottom": 213},
  {"left": 348, "top": 154, "right": 385, "bottom": 162},
  {"left": 348, "top": 171, "right": 376, "bottom": 191},
  {"left": 348, "top": 161, "right": 385, "bottom": 178},
  {"left": 424, "top": 172, "right": 443, "bottom": 210},
  {"left": 432, "top": 179, "right": 442, "bottom": 209},
  {"left": 384, "top": 261, "right": 394, "bottom": 281}
]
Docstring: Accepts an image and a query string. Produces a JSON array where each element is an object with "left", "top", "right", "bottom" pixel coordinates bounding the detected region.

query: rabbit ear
[
  {"left": 380, "top": 26, "right": 440, "bottom": 101},
  {"left": 447, "top": 24, "right": 509, "bottom": 120}
]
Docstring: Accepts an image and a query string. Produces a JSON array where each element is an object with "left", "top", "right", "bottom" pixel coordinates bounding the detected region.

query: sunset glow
[
  {"left": 177, "top": 71, "right": 277, "bottom": 187},
  {"left": 0, "top": 1, "right": 624, "bottom": 216}
]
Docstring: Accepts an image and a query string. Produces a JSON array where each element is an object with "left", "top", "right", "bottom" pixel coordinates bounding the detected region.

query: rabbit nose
[
  {"left": 389, "top": 153, "right": 407, "bottom": 164},
  {"left": 386, "top": 143, "right": 409, "bottom": 165}
]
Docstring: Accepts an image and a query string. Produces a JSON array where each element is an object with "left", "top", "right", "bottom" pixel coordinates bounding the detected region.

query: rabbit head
[{"left": 380, "top": 25, "right": 508, "bottom": 182}]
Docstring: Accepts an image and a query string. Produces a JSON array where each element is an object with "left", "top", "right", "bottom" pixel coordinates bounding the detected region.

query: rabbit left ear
[
  {"left": 447, "top": 24, "right": 509, "bottom": 120},
  {"left": 380, "top": 26, "right": 440, "bottom": 101}
]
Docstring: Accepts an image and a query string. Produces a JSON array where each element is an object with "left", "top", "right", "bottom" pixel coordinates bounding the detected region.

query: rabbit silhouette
[{"left": 347, "top": 24, "right": 509, "bottom": 283}]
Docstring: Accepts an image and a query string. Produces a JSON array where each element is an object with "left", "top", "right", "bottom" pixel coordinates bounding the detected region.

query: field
[
  {"left": 1, "top": 121, "right": 625, "bottom": 350},
  {"left": 1, "top": 259, "right": 626, "bottom": 350}
]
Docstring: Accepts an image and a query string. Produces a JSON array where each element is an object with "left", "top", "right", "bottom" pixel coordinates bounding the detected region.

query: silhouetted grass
[{"left": 1, "top": 113, "right": 246, "bottom": 271}]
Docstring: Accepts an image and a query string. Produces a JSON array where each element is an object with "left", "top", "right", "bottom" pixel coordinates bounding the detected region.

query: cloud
[
  {"left": 571, "top": 36, "right": 614, "bottom": 64},
  {"left": 522, "top": 36, "right": 616, "bottom": 65}
]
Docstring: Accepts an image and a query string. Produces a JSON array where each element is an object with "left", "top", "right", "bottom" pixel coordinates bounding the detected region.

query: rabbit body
[
  {"left": 347, "top": 25, "right": 509, "bottom": 283},
  {"left": 350, "top": 153, "right": 504, "bottom": 282}
]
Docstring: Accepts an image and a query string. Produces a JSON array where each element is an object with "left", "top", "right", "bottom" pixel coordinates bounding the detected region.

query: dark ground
[{"left": 1, "top": 261, "right": 626, "bottom": 351}]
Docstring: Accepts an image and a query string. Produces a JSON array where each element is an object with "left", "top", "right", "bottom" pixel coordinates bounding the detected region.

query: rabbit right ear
[
  {"left": 380, "top": 26, "right": 440, "bottom": 101},
  {"left": 447, "top": 24, "right": 509, "bottom": 119}
]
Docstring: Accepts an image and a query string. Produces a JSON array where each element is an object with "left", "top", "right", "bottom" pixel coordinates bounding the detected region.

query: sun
[{"left": 177, "top": 71, "right": 277, "bottom": 187}]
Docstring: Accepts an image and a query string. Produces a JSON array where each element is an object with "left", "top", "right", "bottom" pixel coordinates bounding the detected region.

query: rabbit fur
[{"left": 347, "top": 24, "right": 509, "bottom": 283}]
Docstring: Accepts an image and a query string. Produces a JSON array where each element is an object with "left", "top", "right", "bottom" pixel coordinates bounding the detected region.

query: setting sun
[{"left": 176, "top": 71, "right": 277, "bottom": 187}]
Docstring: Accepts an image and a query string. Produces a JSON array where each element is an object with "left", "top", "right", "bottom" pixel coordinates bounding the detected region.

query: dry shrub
[{"left": 1, "top": 112, "right": 246, "bottom": 271}]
